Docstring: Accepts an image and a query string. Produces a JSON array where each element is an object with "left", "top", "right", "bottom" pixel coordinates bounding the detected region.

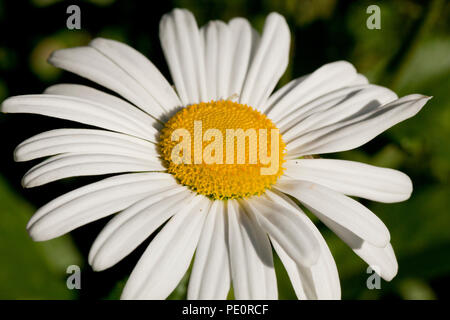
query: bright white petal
[
  {"left": 227, "top": 18, "right": 259, "bottom": 100},
  {"left": 281, "top": 85, "right": 397, "bottom": 142},
  {"left": 14, "top": 129, "right": 159, "bottom": 162},
  {"left": 188, "top": 200, "right": 230, "bottom": 300},
  {"left": 22, "top": 153, "right": 164, "bottom": 188},
  {"left": 276, "top": 180, "right": 390, "bottom": 247},
  {"left": 351, "top": 73, "right": 369, "bottom": 85},
  {"left": 274, "top": 84, "right": 369, "bottom": 130},
  {"left": 319, "top": 214, "right": 398, "bottom": 281},
  {"left": 201, "top": 21, "right": 232, "bottom": 100},
  {"left": 264, "top": 61, "right": 359, "bottom": 120},
  {"left": 47, "top": 45, "right": 169, "bottom": 120},
  {"left": 283, "top": 159, "right": 413, "bottom": 203},
  {"left": 89, "top": 38, "right": 181, "bottom": 118},
  {"left": 89, "top": 186, "right": 192, "bottom": 271},
  {"left": 27, "top": 172, "right": 176, "bottom": 241},
  {"left": 121, "top": 195, "right": 210, "bottom": 300},
  {"left": 227, "top": 199, "right": 277, "bottom": 300},
  {"left": 241, "top": 190, "right": 320, "bottom": 267},
  {"left": 45, "top": 84, "right": 160, "bottom": 131},
  {"left": 268, "top": 190, "right": 340, "bottom": 299},
  {"left": 286, "top": 94, "right": 431, "bottom": 158},
  {"left": 240, "top": 12, "right": 290, "bottom": 108},
  {"left": 1, "top": 94, "right": 158, "bottom": 142},
  {"left": 159, "top": 9, "right": 207, "bottom": 105}
]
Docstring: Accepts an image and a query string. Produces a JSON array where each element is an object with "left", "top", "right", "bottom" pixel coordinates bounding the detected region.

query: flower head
[{"left": 1, "top": 8, "right": 430, "bottom": 300}]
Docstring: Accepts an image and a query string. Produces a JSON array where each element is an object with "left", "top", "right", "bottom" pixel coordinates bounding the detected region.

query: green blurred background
[{"left": 0, "top": 0, "right": 449, "bottom": 299}]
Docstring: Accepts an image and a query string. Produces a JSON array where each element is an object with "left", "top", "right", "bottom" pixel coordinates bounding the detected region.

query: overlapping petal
[
  {"left": 121, "top": 195, "right": 210, "bottom": 300},
  {"left": 286, "top": 94, "right": 430, "bottom": 158},
  {"left": 227, "top": 199, "right": 278, "bottom": 299},
  {"left": 283, "top": 159, "right": 413, "bottom": 203},
  {"left": 89, "top": 186, "right": 192, "bottom": 271},
  {"left": 276, "top": 180, "right": 390, "bottom": 247},
  {"left": 14, "top": 129, "right": 160, "bottom": 162},
  {"left": 2, "top": 94, "right": 158, "bottom": 142},
  {"left": 188, "top": 200, "right": 230, "bottom": 299},
  {"left": 27, "top": 173, "right": 177, "bottom": 241}
]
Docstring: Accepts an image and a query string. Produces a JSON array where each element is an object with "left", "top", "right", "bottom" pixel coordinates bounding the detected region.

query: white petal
[
  {"left": 240, "top": 12, "right": 290, "bottom": 108},
  {"left": 227, "top": 199, "right": 277, "bottom": 300},
  {"left": 159, "top": 9, "right": 207, "bottom": 105},
  {"left": 27, "top": 172, "right": 177, "bottom": 241},
  {"left": 281, "top": 85, "right": 397, "bottom": 142},
  {"left": 228, "top": 18, "right": 259, "bottom": 100},
  {"left": 89, "top": 38, "right": 181, "bottom": 118},
  {"left": 351, "top": 73, "right": 369, "bottom": 85},
  {"left": 268, "top": 190, "right": 340, "bottom": 299},
  {"left": 283, "top": 159, "right": 413, "bottom": 203},
  {"left": 89, "top": 186, "right": 192, "bottom": 271},
  {"left": 272, "top": 239, "right": 340, "bottom": 300},
  {"left": 14, "top": 129, "right": 159, "bottom": 162},
  {"left": 318, "top": 214, "right": 398, "bottom": 281},
  {"left": 121, "top": 195, "right": 210, "bottom": 300},
  {"left": 241, "top": 190, "right": 320, "bottom": 267},
  {"left": 264, "top": 61, "right": 359, "bottom": 120},
  {"left": 47, "top": 45, "right": 169, "bottom": 120},
  {"left": 201, "top": 21, "right": 232, "bottom": 100},
  {"left": 45, "top": 84, "right": 161, "bottom": 131},
  {"left": 286, "top": 94, "right": 431, "bottom": 158},
  {"left": 274, "top": 84, "right": 369, "bottom": 130},
  {"left": 276, "top": 180, "right": 390, "bottom": 247},
  {"left": 22, "top": 153, "right": 164, "bottom": 188},
  {"left": 1, "top": 94, "right": 158, "bottom": 142},
  {"left": 187, "top": 200, "right": 230, "bottom": 300}
]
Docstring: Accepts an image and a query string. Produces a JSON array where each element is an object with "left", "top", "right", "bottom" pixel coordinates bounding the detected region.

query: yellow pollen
[{"left": 158, "top": 100, "right": 286, "bottom": 200}]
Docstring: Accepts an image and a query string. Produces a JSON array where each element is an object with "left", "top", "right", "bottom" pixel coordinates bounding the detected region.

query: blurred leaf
[
  {"left": 30, "top": 0, "right": 63, "bottom": 7},
  {"left": 0, "top": 174, "right": 82, "bottom": 299},
  {"left": 29, "top": 31, "right": 91, "bottom": 82},
  {"left": 397, "top": 278, "right": 436, "bottom": 300},
  {"left": 268, "top": 0, "right": 337, "bottom": 26}
]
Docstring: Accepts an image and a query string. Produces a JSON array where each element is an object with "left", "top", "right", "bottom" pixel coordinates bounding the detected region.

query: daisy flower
[{"left": 1, "top": 9, "right": 430, "bottom": 300}]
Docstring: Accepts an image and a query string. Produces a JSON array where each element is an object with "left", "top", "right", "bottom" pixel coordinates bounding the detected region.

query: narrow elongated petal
[
  {"left": 48, "top": 46, "right": 169, "bottom": 120},
  {"left": 1, "top": 94, "right": 158, "bottom": 142},
  {"left": 22, "top": 153, "right": 164, "bottom": 188},
  {"left": 240, "top": 12, "right": 290, "bottom": 108},
  {"left": 241, "top": 190, "right": 320, "bottom": 267},
  {"left": 89, "top": 186, "right": 192, "bottom": 271},
  {"left": 319, "top": 214, "right": 398, "bottom": 281},
  {"left": 283, "top": 159, "right": 413, "bottom": 203},
  {"left": 121, "top": 195, "right": 210, "bottom": 300},
  {"left": 14, "top": 129, "right": 159, "bottom": 162},
  {"left": 272, "top": 238, "right": 340, "bottom": 300},
  {"left": 276, "top": 180, "right": 390, "bottom": 247},
  {"left": 228, "top": 18, "right": 259, "bottom": 100},
  {"left": 201, "top": 21, "right": 232, "bottom": 100},
  {"left": 281, "top": 85, "right": 397, "bottom": 142},
  {"left": 266, "top": 190, "right": 340, "bottom": 299},
  {"left": 45, "top": 84, "right": 161, "bottom": 132},
  {"left": 188, "top": 200, "right": 230, "bottom": 300},
  {"left": 159, "top": 9, "right": 208, "bottom": 105},
  {"left": 227, "top": 199, "right": 277, "bottom": 299},
  {"left": 286, "top": 94, "right": 431, "bottom": 158},
  {"left": 89, "top": 38, "right": 181, "bottom": 117},
  {"left": 274, "top": 84, "right": 369, "bottom": 130},
  {"left": 264, "top": 61, "right": 359, "bottom": 120},
  {"left": 27, "top": 172, "right": 176, "bottom": 241}
]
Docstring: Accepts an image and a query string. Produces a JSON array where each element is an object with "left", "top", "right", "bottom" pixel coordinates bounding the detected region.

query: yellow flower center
[{"left": 159, "top": 100, "right": 286, "bottom": 200}]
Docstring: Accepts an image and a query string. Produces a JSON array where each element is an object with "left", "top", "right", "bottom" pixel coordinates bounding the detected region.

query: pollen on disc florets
[{"left": 158, "top": 100, "right": 286, "bottom": 200}]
